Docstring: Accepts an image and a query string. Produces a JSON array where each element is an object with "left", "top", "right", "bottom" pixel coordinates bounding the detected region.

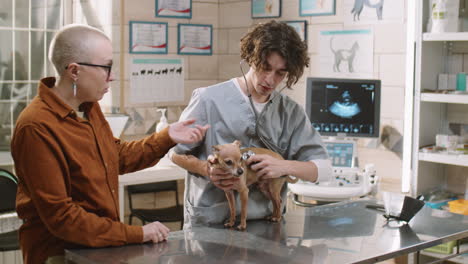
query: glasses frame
[{"left": 65, "top": 62, "right": 112, "bottom": 80}]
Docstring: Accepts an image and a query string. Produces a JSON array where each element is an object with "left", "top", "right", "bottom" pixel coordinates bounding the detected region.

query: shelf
[
  {"left": 421, "top": 93, "right": 468, "bottom": 104},
  {"left": 419, "top": 152, "right": 468, "bottom": 167},
  {"left": 423, "top": 32, "right": 468, "bottom": 41}
]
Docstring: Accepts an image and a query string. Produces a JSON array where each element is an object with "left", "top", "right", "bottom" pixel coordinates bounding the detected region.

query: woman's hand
[
  {"left": 168, "top": 119, "right": 210, "bottom": 144},
  {"left": 142, "top": 221, "right": 170, "bottom": 243}
]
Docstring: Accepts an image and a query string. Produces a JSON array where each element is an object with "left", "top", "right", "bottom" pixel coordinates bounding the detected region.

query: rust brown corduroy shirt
[{"left": 11, "top": 77, "right": 176, "bottom": 264}]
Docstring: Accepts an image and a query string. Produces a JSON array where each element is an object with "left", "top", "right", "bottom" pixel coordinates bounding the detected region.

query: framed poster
[
  {"left": 155, "top": 0, "right": 192, "bottom": 18},
  {"left": 284, "top": 20, "right": 307, "bottom": 41},
  {"left": 129, "top": 21, "right": 168, "bottom": 54},
  {"left": 300, "top": 0, "right": 335, "bottom": 16},
  {"left": 177, "top": 24, "right": 212, "bottom": 55},
  {"left": 252, "top": 0, "right": 281, "bottom": 18}
]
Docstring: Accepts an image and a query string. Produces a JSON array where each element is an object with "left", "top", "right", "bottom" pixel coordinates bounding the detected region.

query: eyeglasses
[{"left": 66, "top": 62, "right": 112, "bottom": 80}]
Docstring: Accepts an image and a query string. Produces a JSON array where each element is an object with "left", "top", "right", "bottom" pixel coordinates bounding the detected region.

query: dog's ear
[
  {"left": 233, "top": 140, "right": 241, "bottom": 147},
  {"left": 212, "top": 145, "right": 220, "bottom": 154}
]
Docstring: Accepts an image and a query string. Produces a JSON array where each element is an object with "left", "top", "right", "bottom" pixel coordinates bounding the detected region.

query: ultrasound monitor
[{"left": 306, "top": 78, "right": 381, "bottom": 138}]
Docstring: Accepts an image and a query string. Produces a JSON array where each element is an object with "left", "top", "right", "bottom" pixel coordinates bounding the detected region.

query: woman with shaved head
[{"left": 11, "top": 24, "right": 209, "bottom": 264}]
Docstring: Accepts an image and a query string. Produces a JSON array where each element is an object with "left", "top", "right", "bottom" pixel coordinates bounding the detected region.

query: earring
[{"left": 72, "top": 82, "right": 77, "bottom": 97}]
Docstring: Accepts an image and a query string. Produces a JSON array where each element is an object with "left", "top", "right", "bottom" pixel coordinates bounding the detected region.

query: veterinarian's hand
[
  {"left": 142, "top": 221, "right": 170, "bottom": 243},
  {"left": 209, "top": 166, "right": 240, "bottom": 190},
  {"left": 168, "top": 119, "right": 210, "bottom": 144},
  {"left": 247, "top": 154, "right": 288, "bottom": 180}
]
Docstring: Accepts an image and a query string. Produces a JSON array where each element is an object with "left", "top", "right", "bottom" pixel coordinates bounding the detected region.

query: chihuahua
[{"left": 208, "top": 140, "right": 298, "bottom": 230}]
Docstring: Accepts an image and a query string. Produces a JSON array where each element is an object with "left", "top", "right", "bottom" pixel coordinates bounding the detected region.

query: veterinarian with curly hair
[
  {"left": 11, "top": 24, "right": 209, "bottom": 264},
  {"left": 171, "top": 20, "right": 332, "bottom": 228}
]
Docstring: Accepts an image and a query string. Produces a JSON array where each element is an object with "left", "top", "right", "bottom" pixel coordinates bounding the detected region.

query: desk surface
[{"left": 66, "top": 200, "right": 468, "bottom": 264}]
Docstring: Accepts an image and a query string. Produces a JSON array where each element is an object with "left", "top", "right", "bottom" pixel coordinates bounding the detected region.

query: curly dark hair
[{"left": 240, "top": 20, "right": 310, "bottom": 88}]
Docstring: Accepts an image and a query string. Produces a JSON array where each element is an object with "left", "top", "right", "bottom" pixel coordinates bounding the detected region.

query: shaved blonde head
[{"left": 49, "top": 24, "right": 110, "bottom": 76}]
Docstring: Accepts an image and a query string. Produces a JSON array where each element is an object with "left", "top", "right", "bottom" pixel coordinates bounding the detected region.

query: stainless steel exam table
[{"left": 65, "top": 199, "right": 468, "bottom": 264}]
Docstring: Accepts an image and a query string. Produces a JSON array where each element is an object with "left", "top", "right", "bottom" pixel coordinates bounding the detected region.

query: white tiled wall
[{"left": 113, "top": 0, "right": 410, "bottom": 192}]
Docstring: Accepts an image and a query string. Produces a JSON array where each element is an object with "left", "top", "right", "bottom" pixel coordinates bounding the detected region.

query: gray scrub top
[{"left": 174, "top": 79, "right": 328, "bottom": 228}]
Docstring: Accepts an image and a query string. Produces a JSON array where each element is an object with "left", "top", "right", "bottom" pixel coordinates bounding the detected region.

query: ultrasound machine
[{"left": 288, "top": 77, "right": 381, "bottom": 205}]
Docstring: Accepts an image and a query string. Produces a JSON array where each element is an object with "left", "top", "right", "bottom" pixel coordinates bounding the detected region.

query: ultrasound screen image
[
  {"left": 306, "top": 78, "right": 380, "bottom": 137},
  {"left": 329, "top": 90, "right": 361, "bottom": 119}
]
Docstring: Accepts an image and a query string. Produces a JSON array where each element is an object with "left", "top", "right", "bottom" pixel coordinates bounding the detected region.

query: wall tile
[
  {"left": 213, "top": 29, "right": 219, "bottom": 54},
  {"left": 190, "top": 3, "right": 219, "bottom": 26},
  {"left": 380, "top": 85, "right": 405, "bottom": 120},
  {"left": 125, "top": 0, "right": 156, "bottom": 21},
  {"left": 373, "top": 54, "right": 380, "bottom": 78},
  {"left": 168, "top": 26, "right": 177, "bottom": 54},
  {"left": 379, "top": 54, "right": 406, "bottom": 86},
  {"left": 281, "top": 0, "right": 301, "bottom": 20},
  {"left": 218, "top": 29, "right": 229, "bottom": 54},
  {"left": 188, "top": 55, "right": 219, "bottom": 80},
  {"left": 219, "top": 1, "right": 252, "bottom": 28},
  {"left": 228, "top": 27, "right": 248, "bottom": 54},
  {"left": 374, "top": 23, "right": 406, "bottom": 53},
  {"left": 218, "top": 54, "right": 242, "bottom": 80}
]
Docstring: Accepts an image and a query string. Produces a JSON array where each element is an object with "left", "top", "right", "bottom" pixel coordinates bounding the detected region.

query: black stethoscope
[{"left": 239, "top": 59, "right": 289, "bottom": 155}]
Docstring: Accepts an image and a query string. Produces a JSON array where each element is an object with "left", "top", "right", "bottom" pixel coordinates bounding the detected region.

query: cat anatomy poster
[
  {"left": 344, "top": 0, "right": 404, "bottom": 25},
  {"left": 319, "top": 29, "right": 373, "bottom": 78}
]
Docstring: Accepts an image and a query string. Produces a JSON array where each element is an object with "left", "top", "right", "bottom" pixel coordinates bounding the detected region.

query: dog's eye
[{"left": 225, "top": 160, "right": 233, "bottom": 166}]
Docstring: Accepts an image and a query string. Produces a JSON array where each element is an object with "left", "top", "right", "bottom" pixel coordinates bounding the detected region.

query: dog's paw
[
  {"left": 224, "top": 221, "right": 235, "bottom": 228},
  {"left": 270, "top": 216, "right": 282, "bottom": 222},
  {"left": 236, "top": 224, "right": 246, "bottom": 231},
  {"left": 266, "top": 215, "right": 282, "bottom": 222}
]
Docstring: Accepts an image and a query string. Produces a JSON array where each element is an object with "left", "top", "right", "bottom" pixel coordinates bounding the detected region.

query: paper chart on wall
[
  {"left": 130, "top": 22, "right": 167, "bottom": 54},
  {"left": 156, "top": 0, "right": 191, "bottom": 18},
  {"left": 129, "top": 58, "right": 184, "bottom": 104},
  {"left": 178, "top": 24, "right": 212, "bottom": 55},
  {"left": 319, "top": 29, "right": 373, "bottom": 78},
  {"left": 344, "top": 0, "right": 404, "bottom": 25}
]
